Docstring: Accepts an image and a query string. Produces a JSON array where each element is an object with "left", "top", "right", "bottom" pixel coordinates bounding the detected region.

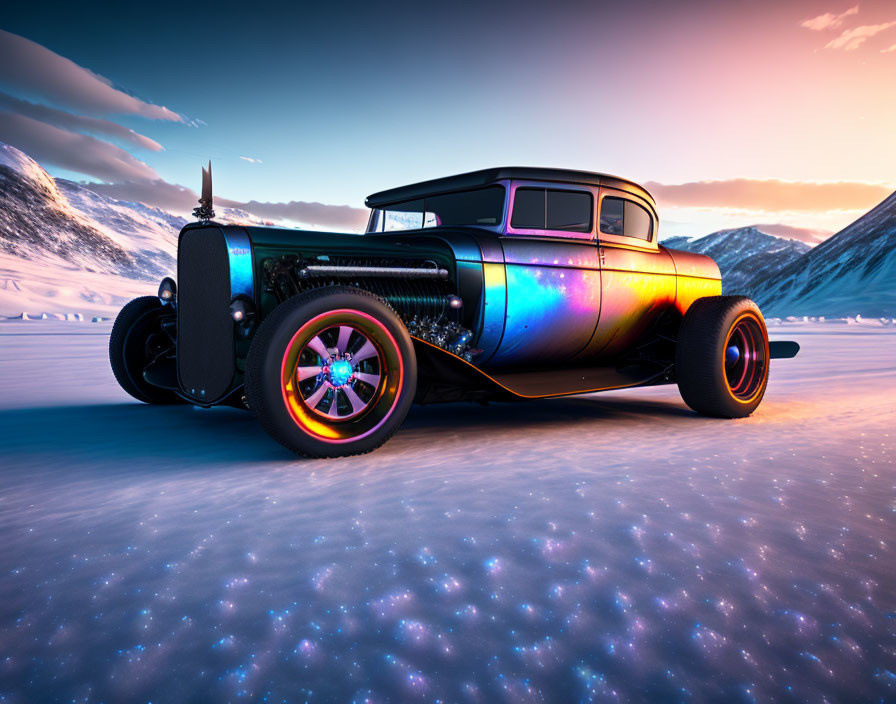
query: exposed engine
[{"left": 263, "top": 254, "right": 476, "bottom": 361}]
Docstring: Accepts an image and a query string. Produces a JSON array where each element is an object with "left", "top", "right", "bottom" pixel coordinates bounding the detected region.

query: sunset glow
[{"left": 1, "top": 0, "right": 894, "bottom": 239}]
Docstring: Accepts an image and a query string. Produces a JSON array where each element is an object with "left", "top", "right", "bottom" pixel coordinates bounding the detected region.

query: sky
[{"left": 1, "top": 0, "right": 895, "bottom": 240}]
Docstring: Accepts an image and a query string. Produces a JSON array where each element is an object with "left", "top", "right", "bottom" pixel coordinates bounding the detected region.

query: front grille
[{"left": 177, "top": 226, "right": 234, "bottom": 402}]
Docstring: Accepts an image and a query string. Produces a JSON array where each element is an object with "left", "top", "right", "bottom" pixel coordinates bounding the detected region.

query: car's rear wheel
[
  {"left": 675, "top": 295, "right": 769, "bottom": 418},
  {"left": 244, "top": 287, "right": 417, "bottom": 457},
  {"left": 109, "top": 296, "right": 184, "bottom": 405}
]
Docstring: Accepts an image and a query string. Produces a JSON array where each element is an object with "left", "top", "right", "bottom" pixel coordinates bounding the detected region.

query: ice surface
[{"left": 0, "top": 323, "right": 894, "bottom": 701}]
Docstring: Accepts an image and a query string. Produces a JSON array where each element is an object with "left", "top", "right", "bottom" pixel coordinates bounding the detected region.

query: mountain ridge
[{"left": 661, "top": 226, "right": 810, "bottom": 294}]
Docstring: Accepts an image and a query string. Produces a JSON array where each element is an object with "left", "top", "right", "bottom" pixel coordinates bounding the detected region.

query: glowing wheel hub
[{"left": 327, "top": 359, "right": 354, "bottom": 387}]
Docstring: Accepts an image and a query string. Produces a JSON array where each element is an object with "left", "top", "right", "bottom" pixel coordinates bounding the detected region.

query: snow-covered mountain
[
  {"left": 0, "top": 143, "right": 279, "bottom": 318},
  {"left": 662, "top": 227, "right": 810, "bottom": 294},
  {"left": 745, "top": 190, "right": 896, "bottom": 318},
  {"left": 0, "top": 143, "right": 185, "bottom": 316}
]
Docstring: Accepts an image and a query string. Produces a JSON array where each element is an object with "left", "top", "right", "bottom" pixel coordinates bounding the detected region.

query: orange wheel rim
[
  {"left": 722, "top": 313, "right": 768, "bottom": 404},
  {"left": 280, "top": 310, "right": 403, "bottom": 443}
]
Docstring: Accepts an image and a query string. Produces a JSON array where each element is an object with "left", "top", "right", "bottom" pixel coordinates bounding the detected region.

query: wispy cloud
[
  {"left": 0, "top": 92, "right": 163, "bottom": 151},
  {"left": 800, "top": 5, "right": 859, "bottom": 31},
  {"left": 750, "top": 223, "right": 831, "bottom": 244},
  {"left": 825, "top": 21, "right": 896, "bottom": 50},
  {"left": 81, "top": 179, "right": 369, "bottom": 231},
  {"left": 0, "top": 30, "right": 182, "bottom": 121},
  {"left": 645, "top": 178, "right": 892, "bottom": 213},
  {"left": 882, "top": 42, "right": 896, "bottom": 53},
  {"left": 0, "top": 114, "right": 159, "bottom": 182},
  {"left": 239, "top": 156, "right": 263, "bottom": 164}
]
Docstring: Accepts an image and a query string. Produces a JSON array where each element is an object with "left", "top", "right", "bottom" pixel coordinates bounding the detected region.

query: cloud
[
  {"left": 824, "top": 21, "right": 896, "bottom": 50},
  {"left": 81, "top": 180, "right": 369, "bottom": 231},
  {"left": 239, "top": 156, "right": 263, "bottom": 164},
  {"left": 0, "top": 92, "right": 163, "bottom": 151},
  {"left": 883, "top": 42, "right": 896, "bottom": 53},
  {"left": 645, "top": 178, "right": 892, "bottom": 212},
  {"left": 217, "top": 198, "right": 369, "bottom": 230},
  {"left": 750, "top": 223, "right": 831, "bottom": 244},
  {"left": 0, "top": 30, "right": 182, "bottom": 121},
  {"left": 800, "top": 5, "right": 858, "bottom": 31},
  {"left": 0, "top": 113, "right": 159, "bottom": 182}
]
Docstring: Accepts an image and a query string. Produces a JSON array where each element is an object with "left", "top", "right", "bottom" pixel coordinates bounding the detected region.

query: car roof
[{"left": 365, "top": 166, "right": 655, "bottom": 209}]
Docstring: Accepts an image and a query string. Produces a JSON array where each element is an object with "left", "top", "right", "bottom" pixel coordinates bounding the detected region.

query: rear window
[
  {"left": 600, "top": 197, "right": 652, "bottom": 241},
  {"left": 510, "top": 188, "right": 592, "bottom": 233}
]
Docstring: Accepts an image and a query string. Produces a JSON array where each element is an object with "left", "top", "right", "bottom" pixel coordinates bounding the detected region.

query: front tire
[
  {"left": 109, "top": 296, "right": 184, "bottom": 405},
  {"left": 245, "top": 287, "right": 417, "bottom": 457},
  {"left": 676, "top": 296, "right": 769, "bottom": 418}
]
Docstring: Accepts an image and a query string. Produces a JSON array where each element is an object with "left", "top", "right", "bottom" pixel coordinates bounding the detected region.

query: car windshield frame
[{"left": 366, "top": 185, "right": 507, "bottom": 233}]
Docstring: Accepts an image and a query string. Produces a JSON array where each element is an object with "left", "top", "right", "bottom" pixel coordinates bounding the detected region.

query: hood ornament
[{"left": 193, "top": 161, "right": 216, "bottom": 223}]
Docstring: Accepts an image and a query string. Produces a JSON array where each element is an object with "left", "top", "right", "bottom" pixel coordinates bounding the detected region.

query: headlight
[{"left": 158, "top": 277, "right": 177, "bottom": 303}]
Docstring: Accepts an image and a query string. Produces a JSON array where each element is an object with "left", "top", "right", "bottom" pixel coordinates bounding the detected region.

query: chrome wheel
[
  {"left": 278, "top": 307, "right": 406, "bottom": 445},
  {"left": 724, "top": 314, "right": 768, "bottom": 402},
  {"left": 293, "top": 324, "right": 384, "bottom": 420}
]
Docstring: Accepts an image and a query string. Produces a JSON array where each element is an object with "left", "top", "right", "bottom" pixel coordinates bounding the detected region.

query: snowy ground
[{"left": 0, "top": 322, "right": 893, "bottom": 702}]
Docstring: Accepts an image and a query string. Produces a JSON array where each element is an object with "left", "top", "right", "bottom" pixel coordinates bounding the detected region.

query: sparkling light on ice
[{"left": 0, "top": 321, "right": 894, "bottom": 701}]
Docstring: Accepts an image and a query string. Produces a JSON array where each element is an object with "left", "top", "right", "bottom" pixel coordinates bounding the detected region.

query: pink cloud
[
  {"left": 800, "top": 5, "right": 859, "bottom": 31},
  {"left": 645, "top": 178, "right": 892, "bottom": 213},
  {"left": 882, "top": 42, "right": 896, "bottom": 53},
  {"left": 824, "top": 21, "right": 896, "bottom": 50},
  {"left": 0, "top": 113, "right": 159, "bottom": 182},
  {"left": 0, "top": 30, "right": 181, "bottom": 121},
  {"left": 82, "top": 180, "right": 369, "bottom": 231},
  {"left": 750, "top": 223, "right": 831, "bottom": 244},
  {"left": 0, "top": 92, "right": 163, "bottom": 151}
]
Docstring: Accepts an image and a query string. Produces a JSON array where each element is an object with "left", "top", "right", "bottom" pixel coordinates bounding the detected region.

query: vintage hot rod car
[{"left": 110, "top": 166, "right": 798, "bottom": 457}]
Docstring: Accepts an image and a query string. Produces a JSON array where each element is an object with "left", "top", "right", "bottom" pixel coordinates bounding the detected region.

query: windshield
[{"left": 367, "top": 185, "right": 505, "bottom": 232}]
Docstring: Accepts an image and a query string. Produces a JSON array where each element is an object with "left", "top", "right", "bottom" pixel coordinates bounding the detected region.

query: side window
[
  {"left": 600, "top": 197, "right": 653, "bottom": 241},
  {"left": 510, "top": 188, "right": 545, "bottom": 229},
  {"left": 546, "top": 190, "right": 592, "bottom": 232},
  {"left": 624, "top": 201, "right": 652, "bottom": 240},
  {"left": 599, "top": 197, "right": 624, "bottom": 235},
  {"left": 511, "top": 188, "right": 593, "bottom": 233}
]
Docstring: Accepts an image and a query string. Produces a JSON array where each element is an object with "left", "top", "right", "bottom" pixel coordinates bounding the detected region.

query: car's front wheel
[
  {"left": 109, "top": 296, "right": 184, "bottom": 405},
  {"left": 244, "top": 287, "right": 417, "bottom": 457},
  {"left": 675, "top": 295, "right": 770, "bottom": 418}
]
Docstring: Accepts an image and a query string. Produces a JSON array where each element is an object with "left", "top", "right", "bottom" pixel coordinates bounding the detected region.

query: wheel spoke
[
  {"left": 306, "top": 335, "right": 330, "bottom": 361},
  {"left": 342, "top": 386, "right": 367, "bottom": 414},
  {"left": 353, "top": 339, "right": 378, "bottom": 363},
  {"left": 296, "top": 365, "right": 322, "bottom": 381},
  {"left": 304, "top": 382, "right": 329, "bottom": 409},
  {"left": 326, "top": 390, "right": 342, "bottom": 417},
  {"left": 336, "top": 326, "right": 353, "bottom": 354},
  {"left": 354, "top": 371, "right": 381, "bottom": 387}
]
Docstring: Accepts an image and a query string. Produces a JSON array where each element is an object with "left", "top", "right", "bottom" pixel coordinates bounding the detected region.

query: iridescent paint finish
[
  {"left": 583, "top": 243, "right": 677, "bottom": 358},
  {"left": 488, "top": 238, "right": 600, "bottom": 367},
  {"left": 664, "top": 247, "right": 722, "bottom": 314},
  {"left": 222, "top": 227, "right": 254, "bottom": 301},
  {"left": 474, "top": 262, "right": 507, "bottom": 364}
]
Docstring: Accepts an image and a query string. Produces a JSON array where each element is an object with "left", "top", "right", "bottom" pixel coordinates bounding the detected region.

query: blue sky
[{"left": 1, "top": 0, "right": 895, "bottom": 239}]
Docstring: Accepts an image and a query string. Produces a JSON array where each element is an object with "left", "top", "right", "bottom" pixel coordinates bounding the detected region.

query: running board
[
  {"left": 412, "top": 337, "right": 665, "bottom": 399},
  {"left": 769, "top": 340, "right": 800, "bottom": 359}
]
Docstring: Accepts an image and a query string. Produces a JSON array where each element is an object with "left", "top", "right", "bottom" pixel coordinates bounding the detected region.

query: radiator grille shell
[{"left": 177, "top": 226, "right": 235, "bottom": 402}]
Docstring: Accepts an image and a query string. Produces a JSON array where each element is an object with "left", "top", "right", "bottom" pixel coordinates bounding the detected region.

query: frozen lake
[{"left": 1, "top": 321, "right": 894, "bottom": 702}]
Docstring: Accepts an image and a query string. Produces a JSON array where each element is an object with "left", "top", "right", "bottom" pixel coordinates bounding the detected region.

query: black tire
[
  {"left": 676, "top": 296, "right": 769, "bottom": 418},
  {"left": 109, "top": 296, "right": 185, "bottom": 404},
  {"left": 245, "top": 287, "right": 417, "bottom": 457}
]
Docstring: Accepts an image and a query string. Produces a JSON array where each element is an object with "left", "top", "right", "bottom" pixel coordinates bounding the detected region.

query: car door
[
  {"left": 484, "top": 181, "right": 601, "bottom": 368},
  {"left": 584, "top": 187, "right": 676, "bottom": 358}
]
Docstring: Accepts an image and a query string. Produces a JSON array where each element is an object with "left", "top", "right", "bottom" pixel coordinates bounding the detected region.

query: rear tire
[
  {"left": 676, "top": 296, "right": 769, "bottom": 418},
  {"left": 109, "top": 296, "right": 184, "bottom": 405},
  {"left": 245, "top": 287, "right": 417, "bottom": 457}
]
